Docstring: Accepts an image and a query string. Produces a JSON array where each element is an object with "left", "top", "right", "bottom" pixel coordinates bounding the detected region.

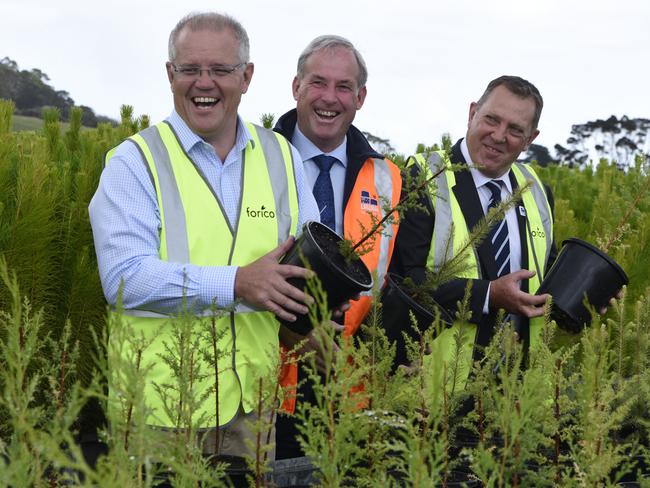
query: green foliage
[
  {"left": 536, "top": 159, "right": 650, "bottom": 301},
  {"left": 0, "top": 116, "right": 649, "bottom": 485},
  {"left": 260, "top": 113, "right": 275, "bottom": 129}
]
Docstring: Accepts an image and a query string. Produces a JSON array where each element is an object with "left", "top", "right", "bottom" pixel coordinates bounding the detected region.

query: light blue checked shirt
[{"left": 89, "top": 111, "right": 320, "bottom": 313}]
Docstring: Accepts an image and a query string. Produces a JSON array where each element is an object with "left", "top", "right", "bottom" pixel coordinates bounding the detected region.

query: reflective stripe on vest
[
  {"left": 343, "top": 157, "right": 402, "bottom": 336},
  {"left": 411, "top": 151, "right": 552, "bottom": 390},
  {"left": 107, "top": 121, "right": 299, "bottom": 427},
  {"left": 409, "top": 152, "right": 480, "bottom": 279}
]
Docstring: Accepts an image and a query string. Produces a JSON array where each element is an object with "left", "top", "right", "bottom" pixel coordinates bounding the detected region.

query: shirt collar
[
  {"left": 167, "top": 110, "right": 252, "bottom": 155},
  {"left": 291, "top": 125, "right": 348, "bottom": 167},
  {"left": 461, "top": 138, "right": 513, "bottom": 194}
]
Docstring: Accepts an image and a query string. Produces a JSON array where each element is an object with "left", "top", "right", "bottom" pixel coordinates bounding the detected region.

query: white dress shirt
[
  {"left": 461, "top": 139, "right": 522, "bottom": 312},
  {"left": 290, "top": 125, "right": 348, "bottom": 237}
]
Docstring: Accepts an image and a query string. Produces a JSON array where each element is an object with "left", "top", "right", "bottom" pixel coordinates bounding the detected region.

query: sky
[{"left": 2, "top": 0, "right": 649, "bottom": 155}]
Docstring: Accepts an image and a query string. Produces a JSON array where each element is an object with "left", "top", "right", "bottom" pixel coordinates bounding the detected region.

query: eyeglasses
[{"left": 171, "top": 63, "right": 246, "bottom": 79}]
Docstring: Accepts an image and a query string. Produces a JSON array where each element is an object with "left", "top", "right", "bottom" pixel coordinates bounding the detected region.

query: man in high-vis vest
[
  {"left": 272, "top": 35, "right": 402, "bottom": 459},
  {"left": 88, "top": 12, "right": 320, "bottom": 460},
  {"left": 387, "top": 75, "right": 558, "bottom": 390}
]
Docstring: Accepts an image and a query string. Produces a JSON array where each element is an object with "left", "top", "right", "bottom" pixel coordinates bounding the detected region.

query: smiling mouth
[
  {"left": 315, "top": 109, "right": 339, "bottom": 120},
  {"left": 192, "top": 96, "right": 219, "bottom": 109},
  {"left": 484, "top": 144, "right": 503, "bottom": 155}
]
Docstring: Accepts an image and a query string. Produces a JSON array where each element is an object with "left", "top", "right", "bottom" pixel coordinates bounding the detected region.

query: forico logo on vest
[
  {"left": 531, "top": 226, "right": 546, "bottom": 239},
  {"left": 246, "top": 205, "right": 275, "bottom": 219}
]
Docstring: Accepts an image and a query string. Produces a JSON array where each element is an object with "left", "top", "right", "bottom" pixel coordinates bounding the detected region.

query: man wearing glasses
[{"left": 89, "top": 11, "right": 319, "bottom": 459}]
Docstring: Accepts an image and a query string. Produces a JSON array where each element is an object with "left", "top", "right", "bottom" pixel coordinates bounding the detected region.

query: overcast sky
[{"left": 3, "top": 0, "right": 649, "bottom": 155}]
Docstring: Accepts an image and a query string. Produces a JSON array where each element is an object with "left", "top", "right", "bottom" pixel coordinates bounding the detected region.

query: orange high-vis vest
[{"left": 279, "top": 156, "right": 402, "bottom": 413}]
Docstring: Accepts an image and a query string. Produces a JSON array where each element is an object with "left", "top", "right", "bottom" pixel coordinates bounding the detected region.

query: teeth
[
  {"left": 316, "top": 110, "right": 337, "bottom": 117},
  {"left": 193, "top": 97, "right": 217, "bottom": 103}
]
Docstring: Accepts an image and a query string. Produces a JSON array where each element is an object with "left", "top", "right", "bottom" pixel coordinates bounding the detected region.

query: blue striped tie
[
  {"left": 486, "top": 180, "right": 511, "bottom": 277},
  {"left": 312, "top": 155, "right": 337, "bottom": 231}
]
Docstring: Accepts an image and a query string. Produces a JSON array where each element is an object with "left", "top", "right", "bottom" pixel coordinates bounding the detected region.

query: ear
[
  {"left": 524, "top": 129, "right": 540, "bottom": 150},
  {"left": 166, "top": 62, "right": 174, "bottom": 85},
  {"left": 241, "top": 62, "right": 254, "bottom": 94},
  {"left": 468, "top": 101, "right": 478, "bottom": 128},
  {"left": 292, "top": 76, "right": 301, "bottom": 101},
  {"left": 356, "top": 85, "right": 367, "bottom": 110}
]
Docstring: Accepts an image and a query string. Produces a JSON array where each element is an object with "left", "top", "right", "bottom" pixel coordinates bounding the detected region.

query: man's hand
[
  {"left": 489, "top": 269, "right": 549, "bottom": 318},
  {"left": 235, "top": 237, "right": 314, "bottom": 322},
  {"left": 598, "top": 289, "right": 624, "bottom": 315},
  {"left": 279, "top": 323, "right": 343, "bottom": 373}
]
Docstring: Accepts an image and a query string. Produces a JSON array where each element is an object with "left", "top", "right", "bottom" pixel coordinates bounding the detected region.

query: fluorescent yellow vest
[
  {"left": 411, "top": 151, "right": 553, "bottom": 390},
  {"left": 107, "top": 121, "right": 299, "bottom": 427}
]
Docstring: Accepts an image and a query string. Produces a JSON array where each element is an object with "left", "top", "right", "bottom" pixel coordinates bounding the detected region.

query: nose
[
  {"left": 491, "top": 124, "right": 507, "bottom": 143},
  {"left": 195, "top": 70, "right": 215, "bottom": 87},
  {"left": 321, "top": 83, "right": 337, "bottom": 103}
]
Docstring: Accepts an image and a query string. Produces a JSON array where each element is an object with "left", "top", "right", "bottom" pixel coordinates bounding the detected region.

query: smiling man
[
  {"left": 387, "top": 75, "right": 557, "bottom": 388},
  {"left": 273, "top": 35, "right": 402, "bottom": 459},
  {"left": 89, "top": 12, "right": 319, "bottom": 459}
]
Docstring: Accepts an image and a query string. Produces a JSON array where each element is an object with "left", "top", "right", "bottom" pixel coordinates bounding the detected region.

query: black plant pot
[
  {"left": 380, "top": 273, "right": 454, "bottom": 367},
  {"left": 537, "top": 238, "right": 628, "bottom": 333},
  {"left": 279, "top": 221, "right": 373, "bottom": 335}
]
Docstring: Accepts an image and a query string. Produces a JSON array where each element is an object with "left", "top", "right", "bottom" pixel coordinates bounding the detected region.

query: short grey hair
[
  {"left": 168, "top": 12, "right": 250, "bottom": 64},
  {"left": 476, "top": 75, "right": 544, "bottom": 131},
  {"left": 296, "top": 35, "right": 368, "bottom": 88}
]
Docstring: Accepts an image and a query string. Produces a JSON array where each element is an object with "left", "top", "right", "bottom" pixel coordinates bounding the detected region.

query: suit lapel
[
  {"left": 342, "top": 155, "right": 365, "bottom": 214},
  {"left": 449, "top": 141, "right": 498, "bottom": 280}
]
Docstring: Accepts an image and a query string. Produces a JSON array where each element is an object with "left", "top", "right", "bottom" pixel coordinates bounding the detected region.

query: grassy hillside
[{"left": 12, "top": 114, "right": 77, "bottom": 132}]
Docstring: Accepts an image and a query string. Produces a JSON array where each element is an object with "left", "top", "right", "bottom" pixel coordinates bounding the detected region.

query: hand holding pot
[
  {"left": 235, "top": 237, "right": 315, "bottom": 322},
  {"left": 489, "top": 269, "right": 550, "bottom": 318},
  {"left": 598, "top": 289, "right": 624, "bottom": 315}
]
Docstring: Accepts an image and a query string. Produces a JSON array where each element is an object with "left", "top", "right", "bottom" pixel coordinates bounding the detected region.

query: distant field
[{"left": 12, "top": 114, "right": 75, "bottom": 132}]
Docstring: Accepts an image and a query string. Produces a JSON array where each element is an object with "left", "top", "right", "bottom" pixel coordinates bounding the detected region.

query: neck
[{"left": 205, "top": 121, "right": 238, "bottom": 162}]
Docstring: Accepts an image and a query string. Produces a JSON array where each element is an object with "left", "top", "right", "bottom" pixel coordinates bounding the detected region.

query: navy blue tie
[
  {"left": 312, "top": 155, "right": 337, "bottom": 231},
  {"left": 486, "top": 180, "right": 511, "bottom": 277}
]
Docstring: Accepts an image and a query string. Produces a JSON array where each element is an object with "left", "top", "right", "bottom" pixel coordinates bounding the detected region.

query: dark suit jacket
[{"left": 388, "top": 139, "right": 557, "bottom": 364}]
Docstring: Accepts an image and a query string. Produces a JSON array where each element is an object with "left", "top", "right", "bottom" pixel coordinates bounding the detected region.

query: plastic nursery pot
[
  {"left": 380, "top": 273, "right": 454, "bottom": 367},
  {"left": 537, "top": 237, "right": 628, "bottom": 333},
  {"left": 279, "top": 221, "right": 373, "bottom": 335}
]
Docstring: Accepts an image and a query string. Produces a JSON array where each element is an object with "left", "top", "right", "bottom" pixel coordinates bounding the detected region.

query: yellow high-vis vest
[
  {"left": 107, "top": 121, "right": 299, "bottom": 428},
  {"left": 411, "top": 150, "right": 553, "bottom": 389}
]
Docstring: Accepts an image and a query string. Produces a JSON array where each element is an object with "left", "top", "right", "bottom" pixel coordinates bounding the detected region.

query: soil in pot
[
  {"left": 279, "top": 221, "right": 373, "bottom": 336},
  {"left": 537, "top": 238, "right": 628, "bottom": 333}
]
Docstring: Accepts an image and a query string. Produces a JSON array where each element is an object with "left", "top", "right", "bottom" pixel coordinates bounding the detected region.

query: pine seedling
[
  {"left": 196, "top": 301, "right": 233, "bottom": 457},
  {"left": 42, "top": 106, "right": 65, "bottom": 161},
  {"left": 0, "top": 257, "right": 65, "bottom": 483},
  {"left": 347, "top": 283, "right": 409, "bottom": 485},
  {"left": 568, "top": 321, "right": 635, "bottom": 485},
  {"left": 92, "top": 302, "right": 170, "bottom": 487},
  {"left": 64, "top": 106, "right": 82, "bottom": 153},
  {"left": 338, "top": 154, "right": 442, "bottom": 262},
  {"left": 242, "top": 370, "right": 282, "bottom": 488},
  {"left": 0, "top": 99, "right": 14, "bottom": 135},
  {"left": 467, "top": 322, "right": 557, "bottom": 488},
  {"left": 260, "top": 113, "right": 275, "bottom": 129},
  {"left": 292, "top": 272, "right": 370, "bottom": 487},
  {"left": 138, "top": 114, "right": 150, "bottom": 130}
]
